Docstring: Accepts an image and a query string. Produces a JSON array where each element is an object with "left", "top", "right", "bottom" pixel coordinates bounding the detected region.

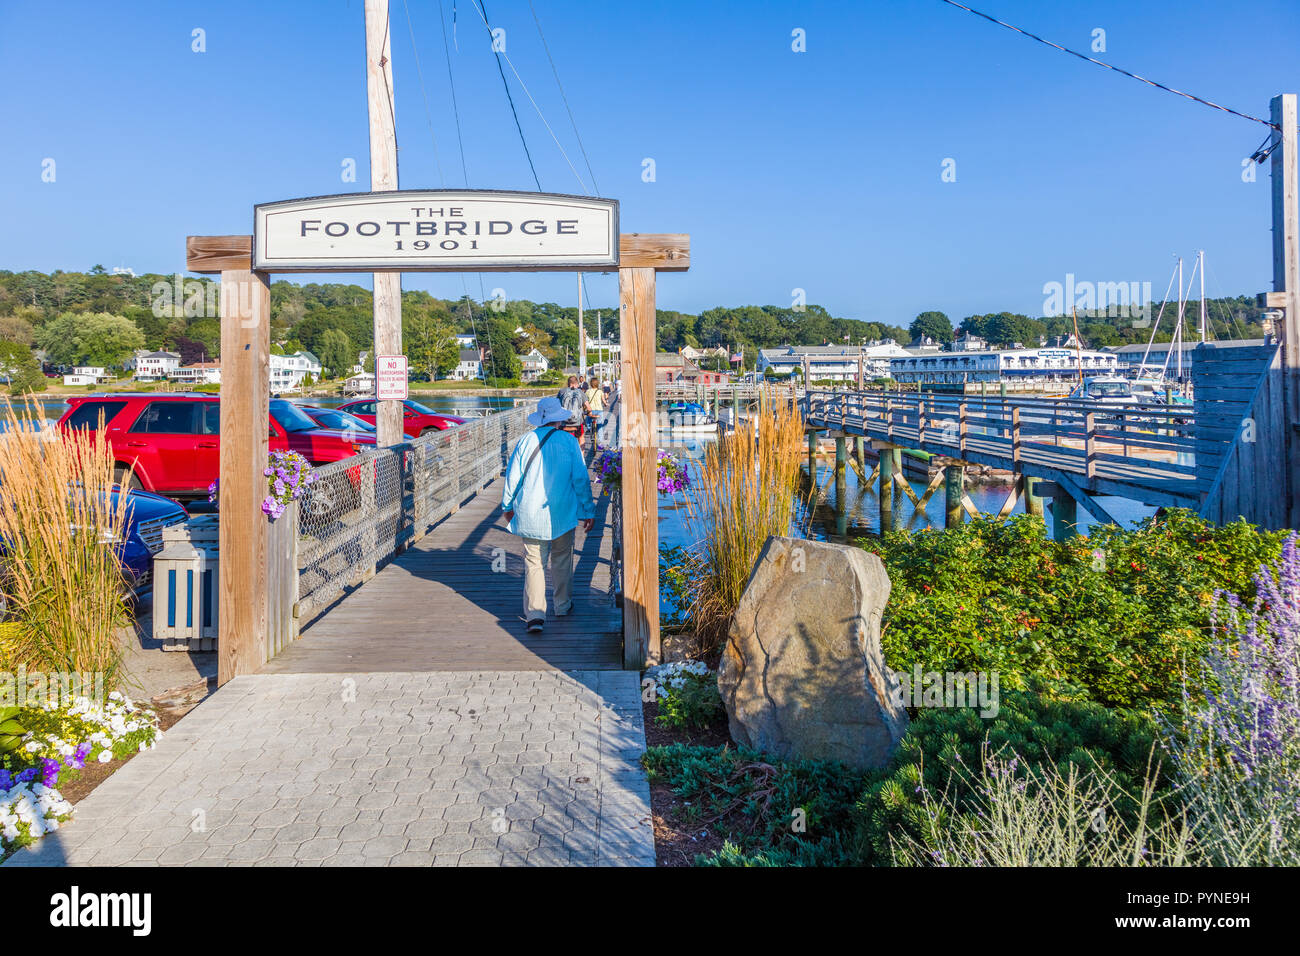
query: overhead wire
[
  {"left": 527, "top": 0, "right": 600, "bottom": 195},
  {"left": 472, "top": 0, "right": 542, "bottom": 190},
  {"left": 468, "top": 0, "right": 590, "bottom": 195},
  {"left": 937, "top": 0, "right": 1281, "bottom": 130}
]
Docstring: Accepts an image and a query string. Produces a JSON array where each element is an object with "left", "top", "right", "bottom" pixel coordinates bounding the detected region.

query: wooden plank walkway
[{"left": 262, "top": 478, "right": 623, "bottom": 673}]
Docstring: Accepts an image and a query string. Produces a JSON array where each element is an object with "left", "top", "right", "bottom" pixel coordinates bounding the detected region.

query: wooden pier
[
  {"left": 803, "top": 341, "right": 1294, "bottom": 537},
  {"left": 262, "top": 476, "right": 621, "bottom": 673}
]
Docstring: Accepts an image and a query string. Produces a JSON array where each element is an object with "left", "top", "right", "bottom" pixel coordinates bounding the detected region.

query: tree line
[{"left": 0, "top": 267, "right": 1272, "bottom": 391}]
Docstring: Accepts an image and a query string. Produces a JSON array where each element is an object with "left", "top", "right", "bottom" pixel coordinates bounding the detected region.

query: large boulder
[{"left": 718, "top": 535, "right": 906, "bottom": 770}]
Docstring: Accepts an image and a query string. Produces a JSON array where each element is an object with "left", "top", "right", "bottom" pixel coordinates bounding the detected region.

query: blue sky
[{"left": 1, "top": 0, "right": 1296, "bottom": 326}]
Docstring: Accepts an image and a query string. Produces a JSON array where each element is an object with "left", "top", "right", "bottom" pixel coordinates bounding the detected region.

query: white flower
[
  {"left": 97, "top": 750, "right": 113, "bottom": 764},
  {"left": 24, "top": 741, "right": 41, "bottom": 753}
]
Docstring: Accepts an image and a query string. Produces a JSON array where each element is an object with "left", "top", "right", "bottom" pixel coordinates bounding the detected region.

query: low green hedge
[{"left": 860, "top": 509, "right": 1286, "bottom": 712}]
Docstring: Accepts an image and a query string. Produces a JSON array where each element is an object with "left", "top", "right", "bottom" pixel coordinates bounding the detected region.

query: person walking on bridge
[{"left": 501, "top": 397, "right": 595, "bottom": 634}]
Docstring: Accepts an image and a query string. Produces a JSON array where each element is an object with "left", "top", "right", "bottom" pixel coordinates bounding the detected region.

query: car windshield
[
  {"left": 311, "top": 408, "right": 376, "bottom": 432},
  {"left": 404, "top": 400, "right": 438, "bottom": 416},
  {"left": 270, "top": 399, "right": 320, "bottom": 433}
]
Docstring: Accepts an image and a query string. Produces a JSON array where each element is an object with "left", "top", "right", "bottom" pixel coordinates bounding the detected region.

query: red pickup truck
[{"left": 57, "top": 394, "right": 375, "bottom": 499}]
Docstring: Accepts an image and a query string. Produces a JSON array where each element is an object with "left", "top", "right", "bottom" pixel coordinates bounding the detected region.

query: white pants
[{"left": 521, "top": 529, "right": 575, "bottom": 621}]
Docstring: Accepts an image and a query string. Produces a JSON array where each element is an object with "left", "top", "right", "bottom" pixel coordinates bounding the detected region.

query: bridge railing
[
  {"left": 291, "top": 403, "right": 535, "bottom": 627},
  {"left": 803, "top": 389, "right": 1225, "bottom": 499}
]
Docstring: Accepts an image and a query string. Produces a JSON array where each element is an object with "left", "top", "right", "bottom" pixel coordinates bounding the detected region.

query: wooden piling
[
  {"left": 944, "top": 464, "right": 964, "bottom": 528},
  {"left": 1024, "top": 475, "right": 1044, "bottom": 518},
  {"left": 1051, "top": 491, "right": 1078, "bottom": 543},
  {"left": 879, "top": 444, "right": 895, "bottom": 533}
]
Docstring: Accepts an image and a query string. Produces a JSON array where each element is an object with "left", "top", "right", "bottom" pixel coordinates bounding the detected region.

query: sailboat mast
[
  {"left": 1175, "top": 256, "right": 1185, "bottom": 381},
  {"left": 1198, "top": 249, "right": 1207, "bottom": 343},
  {"left": 1071, "top": 306, "right": 1083, "bottom": 384}
]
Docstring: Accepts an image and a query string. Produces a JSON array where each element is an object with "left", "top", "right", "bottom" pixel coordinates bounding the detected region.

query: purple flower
[{"left": 40, "top": 757, "right": 60, "bottom": 787}]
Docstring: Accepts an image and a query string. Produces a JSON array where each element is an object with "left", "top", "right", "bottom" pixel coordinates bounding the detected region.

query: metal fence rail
[{"left": 294, "top": 403, "right": 535, "bottom": 625}]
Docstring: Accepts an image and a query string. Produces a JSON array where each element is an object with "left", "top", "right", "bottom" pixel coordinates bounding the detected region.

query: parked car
[
  {"left": 56, "top": 394, "right": 375, "bottom": 499},
  {"left": 115, "top": 488, "right": 189, "bottom": 591},
  {"left": 338, "top": 398, "right": 466, "bottom": 438},
  {"left": 299, "top": 405, "right": 377, "bottom": 434}
]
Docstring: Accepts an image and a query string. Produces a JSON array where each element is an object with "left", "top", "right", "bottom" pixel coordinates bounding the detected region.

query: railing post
[
  {"left": 1011, "top": 406, "right": 1021, "bottom": 464},
  {"left": 1085, "top": 411, "right": 1097, "bottom": 479},
  {"left": 917, "top": 395, "right": 926, "bottom": 446},
  {"left": 959, "top": 401, "right": 968, "bottom": 456}
]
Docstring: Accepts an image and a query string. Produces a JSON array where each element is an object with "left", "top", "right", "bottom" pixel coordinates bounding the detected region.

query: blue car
[{"left": 115, "top": 489, "right": 189, "bottom": 592}]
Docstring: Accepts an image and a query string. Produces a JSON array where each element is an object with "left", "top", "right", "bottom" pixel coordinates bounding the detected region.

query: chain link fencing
[{"left": 294, "top": 403, "right": 535, "bottom": 624}]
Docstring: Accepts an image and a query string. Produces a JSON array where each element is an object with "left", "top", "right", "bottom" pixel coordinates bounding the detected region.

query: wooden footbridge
[{"left": 803, "top": 341, "right": 1294, "bottom": 538}]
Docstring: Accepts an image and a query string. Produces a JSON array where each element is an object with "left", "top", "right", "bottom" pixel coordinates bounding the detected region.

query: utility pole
[
  {"left": 1271, "top": 93, "right": 1300, "bottom": 528},
  {"left": 364, "top": 0, "right": 403, "bottom": 446},
  {"left": 577, "top": 274, "right": 586, "bottom": 380}
]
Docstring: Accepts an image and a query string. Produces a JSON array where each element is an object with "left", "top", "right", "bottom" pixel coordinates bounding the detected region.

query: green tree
[
  {"left": 316, "top": 328, "right": 356, "bottom": 379},
  {"left": 404, "top": 306, "right": 459, "bottom": 380},
  {"left": 34, "top": 312, "right": 144, "bottom": 367},
  {"left": 909, "top": 311, "right": 954, "bottom": 344},
  {"left": 0, "top": 340, "right": 46, "bottom": 394}
]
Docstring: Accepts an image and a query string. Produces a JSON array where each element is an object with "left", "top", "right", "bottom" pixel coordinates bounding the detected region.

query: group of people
[{"left": 499, "top": 374, "right": 621, "bottom": 634}]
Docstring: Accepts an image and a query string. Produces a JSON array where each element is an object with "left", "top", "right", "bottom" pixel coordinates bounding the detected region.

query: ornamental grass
[
  {"left": 683, "top": 393, "right": 808, "bottom": 659},
  {"left": 0, "top": 401, "right": 130, "bottom": 690}
]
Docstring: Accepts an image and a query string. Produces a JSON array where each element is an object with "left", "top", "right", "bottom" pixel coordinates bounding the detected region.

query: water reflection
[{"left": 656, "top": 431, "right": 1156, "bottom": 555}]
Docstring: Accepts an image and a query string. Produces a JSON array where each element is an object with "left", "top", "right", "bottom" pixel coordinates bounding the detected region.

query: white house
[
  {"left": 757, "top": 343, "right": 909, "bottom": 382},
  {"left": 889, "top": 347, "right": 1119, "bottom": 384},
  {"left": 520, "top": 349, "right": 550, "bottom": 383},
  {"left": 169, "top": 361, "right": 222, "bottom": 386},
  {"left": 270, "top": 349, "right": 322, "bottom": 391},
  {"left": 345, "top": 371, "right": 375, "bottom": 395},
  {"left": 63, "top": 366, "right": 112, "bottom": 386},
  {"left": 450, "top": 349, "right": 484, "bottom": 381},
  {"left": 131, "top": 350, "right": 181, "bottom": 381}
]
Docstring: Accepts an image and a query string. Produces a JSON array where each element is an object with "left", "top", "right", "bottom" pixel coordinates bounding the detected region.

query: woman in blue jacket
[{"left": 501, "top": 397, "right": 595, "bottom": 633}]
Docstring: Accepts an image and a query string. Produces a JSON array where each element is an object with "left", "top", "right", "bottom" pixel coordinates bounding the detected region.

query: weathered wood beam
[
  {"left": 619, "top": 233, "right": 690, "bottom": 271},
  {"left": 187, "top": 235, "right": 252, "bottom": 273}
]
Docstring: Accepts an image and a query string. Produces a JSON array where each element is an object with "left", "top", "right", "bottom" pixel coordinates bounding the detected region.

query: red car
[
  {"left": 338, "top": 398, "right": 466, "bottom": 438},
  {"left": 57, "top": 395, "right": 374, "bottom": 498}
]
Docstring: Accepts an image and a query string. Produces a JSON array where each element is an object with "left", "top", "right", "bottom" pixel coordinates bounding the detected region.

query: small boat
[
  {"left": 659, "top": 401, "right": 722, "bottom": 432},
  {"left": 1067, "top": 376, "right": 1135, "bottom": 405}
]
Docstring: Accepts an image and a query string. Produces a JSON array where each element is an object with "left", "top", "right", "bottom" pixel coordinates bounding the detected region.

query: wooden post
[
  {"left": 218, "top": 269, "right": 271, "bottom": 685},
  {"left": 807, "top": 428, "right": 817, "bottom": 476},
  {"left": 834, "top": 437, "right": 848, "bottom": 538},
  {"left": 1271, "top": 94, "right": 1300, "bottom": 529},
  {"left": 620, "top": 266, "right": 658, "bottom": 669},
  {"left": 1011, "top": 406, "right": 1021, "bottom": 464},
  {"left": 878, "top": 443, "right": 895, "bottom": 533},
  {"left": 1050, "top": 490, "right": 1079, "bottom": 542},
  {"left": 944, "top": 463, "right": 964, "bottom": 528},
  {"left": 365, "top": 0, "right": 404, "bottom": 447},
  {"left": 1084, "top": 411, "right": 1097, "bottom": 479},
  {"left": 1024, "top": 475, "right": 1044, "bottom": 518}
]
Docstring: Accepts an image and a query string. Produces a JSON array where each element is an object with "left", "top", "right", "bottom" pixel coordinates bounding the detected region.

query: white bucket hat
[{"left": 527, "top": 396, "right": 574, "bottom": 427}]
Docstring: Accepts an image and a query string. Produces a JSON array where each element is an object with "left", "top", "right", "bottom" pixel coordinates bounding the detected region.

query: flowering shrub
[
  {"left": 0, "top": 691, "right": 161, "bottom": 858},
  {"left": 645, "top": 660, "right": 721, "bottom": 729},
  {"left": 208, "top": 450, "right": 318, "bottom": 520},
  {"left": 864, "top": 510, "right": 1287, "bottom": 712},
  {"left": 593, "top": 448, "right": 690, "bottom": 495},
  {"left": 0, "top": 782, "right": 72, "bottom": 853},
  {"left": 1170, "top": 533, "right": 1300, "bottom": 866}
]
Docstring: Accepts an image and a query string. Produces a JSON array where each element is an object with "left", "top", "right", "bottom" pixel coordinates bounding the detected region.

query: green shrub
[
  {"left": 642, "top": 743, "right": 867, "bottom": 866},
  {"left": 862, "top": 509, "right": 1286, "bottom": 711},
  {"left": 853, "top": 689, "right": 1168, "bottom": 865},
  {"left": 484, "top": 376, "right": 520, "bottom": 388},
  {"left": 645, "top": 661, "right": 723, "bottom": 729}
]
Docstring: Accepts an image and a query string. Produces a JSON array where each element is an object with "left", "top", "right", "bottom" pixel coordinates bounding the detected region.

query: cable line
[
  {"left": 527, "top": 0, "right": 600, "bottom": 195},
  {"left": 938, "top": 0, "right": 1280, "bottom": 130},
  {"left": 473, "top": 0, "right": 542, "bottom": 190}
]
